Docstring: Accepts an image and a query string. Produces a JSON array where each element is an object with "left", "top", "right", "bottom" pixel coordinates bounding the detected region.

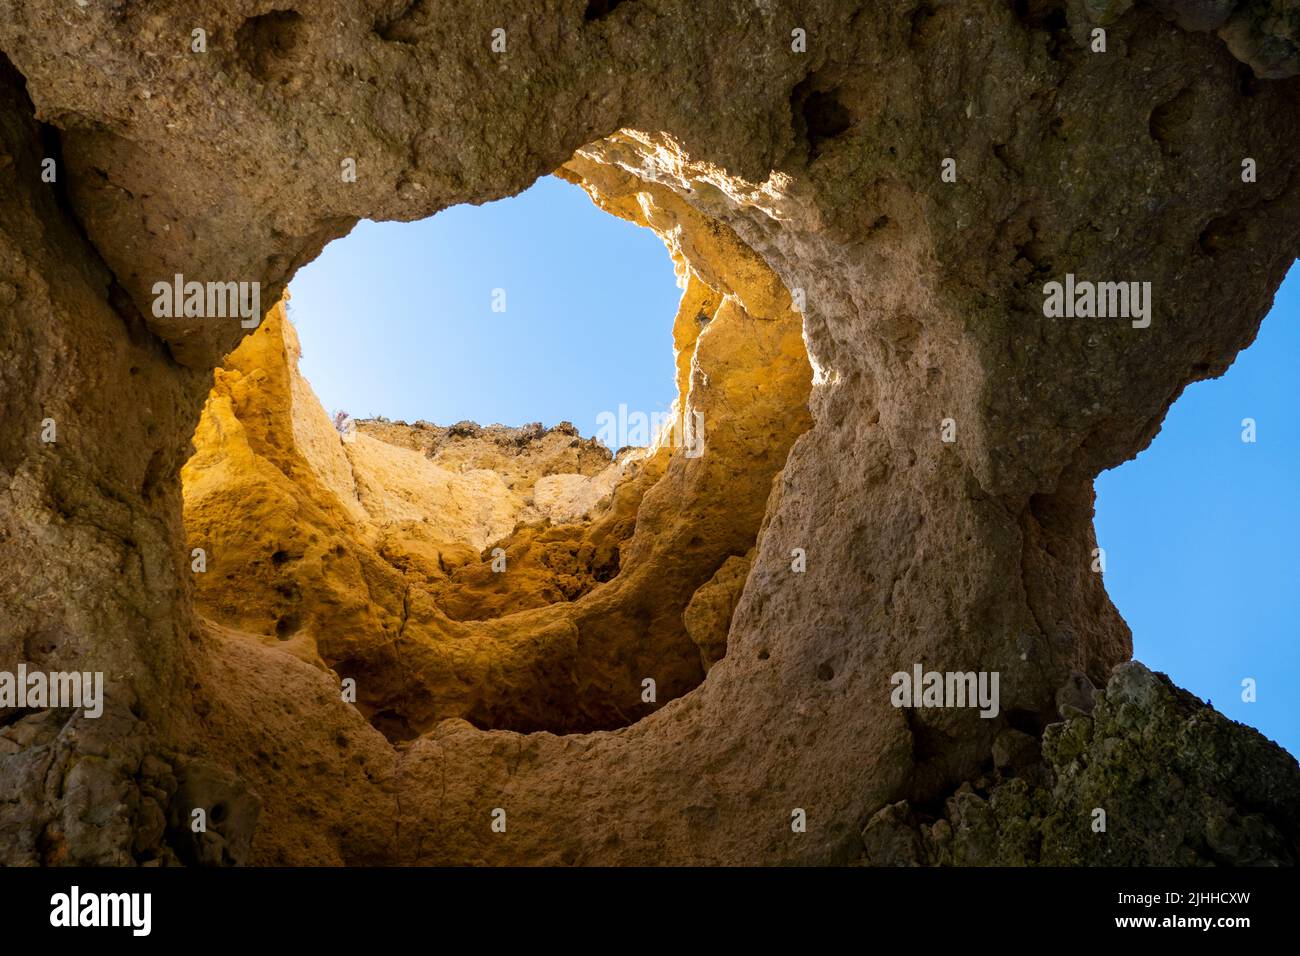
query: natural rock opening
[
  {"left": 3, "top": 2, "right": 1299, "bottom": 868},
  {"left": 179, "top": 144, "right": 814, "bottom": 740}
]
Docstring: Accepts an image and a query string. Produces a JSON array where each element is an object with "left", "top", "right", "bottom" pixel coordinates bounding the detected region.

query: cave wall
[
  {"left": 2, "top": 0, "right": 1300, "bottom": 864},
  {"left": 179, "top": 203, "right": 812, "bottom": 739}
]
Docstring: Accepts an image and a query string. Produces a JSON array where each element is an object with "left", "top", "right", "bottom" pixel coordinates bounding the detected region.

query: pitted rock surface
[{"left": 2, "top": 1, "right": 1298, "bottom": 864}]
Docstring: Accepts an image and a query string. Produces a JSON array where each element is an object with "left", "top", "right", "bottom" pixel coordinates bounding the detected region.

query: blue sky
[
  {"left": 289, "top": 175, "right": 679, "bottom": 434},
  {"left": 1096, "top": 264, "right": 1299, "bottom": 757},
  {"left": 291, "top": 177, "right": 1297, "bottom": 758}
]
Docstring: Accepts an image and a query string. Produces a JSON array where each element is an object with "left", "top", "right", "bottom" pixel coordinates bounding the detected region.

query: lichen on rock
[{"left": 862, "top": 663, "right": 1300, "bottom": 866}]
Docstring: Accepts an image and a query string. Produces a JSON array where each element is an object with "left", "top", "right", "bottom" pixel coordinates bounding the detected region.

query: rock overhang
[{"left": 0, "top": 0, "right": 1298, "bottom": 865}]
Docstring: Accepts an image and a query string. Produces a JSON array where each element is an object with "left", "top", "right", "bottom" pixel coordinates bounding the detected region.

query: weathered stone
[
  {"left": 861, "top": 664, "right": 1300, "bottom": 866},
  {"left": 861, "top": 801, "right": 923, "bottom": 866},
  {"left": 178, "top": 174, "right": 812, "bottom": 738},
  {"left": 1150, "top": 0, "right": 1237, "bottom": 32},
  {"left": 1219, "top": 3, "right": 1300, "bottom": 77},
  {"left": 992, "top": 728, "right": 1042, "bottom": 770},
  {"left": 166, "top": 760, "right": 261, "bottom": 867},
  {"left": 684, "top": 551, "right": 755, "bottom": 672},
  {"left": 1056, "top": 669, "right": 1098, "bottom": 718},
  {"left": 0, "top": 705, "right": 182, "bottom": 865},
  {"left": 1, "top": 0, "right": 1298, "bottom": 865}
]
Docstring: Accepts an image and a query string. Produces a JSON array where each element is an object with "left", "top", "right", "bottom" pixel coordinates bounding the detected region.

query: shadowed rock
[{"left": 862, "top": 663, "right": 1300, "bottom": 866}]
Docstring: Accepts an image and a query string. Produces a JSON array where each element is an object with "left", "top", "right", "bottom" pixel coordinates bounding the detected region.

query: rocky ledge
[{"left": 862, "top": 662, "right": 1300, "bottom": 866}]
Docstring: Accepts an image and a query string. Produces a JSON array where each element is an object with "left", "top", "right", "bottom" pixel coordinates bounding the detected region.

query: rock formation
[
  {"left": 1, "top": 0, "right": 1298, "bottom": 865},
  {"left": 862, "top": 662, "right": 1300, "bottom": 866},
  {"left": 181, "top": 279, "right": 810, "bottom": 739}
]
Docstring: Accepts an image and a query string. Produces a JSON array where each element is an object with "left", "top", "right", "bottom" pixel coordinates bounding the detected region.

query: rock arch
[{"left": 2, "top": 1, "right": 1299, "bottom": 865}]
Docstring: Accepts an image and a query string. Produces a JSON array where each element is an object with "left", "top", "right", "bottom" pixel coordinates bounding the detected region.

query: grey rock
[
  {"left": 166, "top": 761, "right": 262, "bottom": 867},
  {"left": 1056, "top": 670, "right": 1098, "bottom": 719},
  {"left": 992, "top": 728, "right": 1042, "bottom": 770}
]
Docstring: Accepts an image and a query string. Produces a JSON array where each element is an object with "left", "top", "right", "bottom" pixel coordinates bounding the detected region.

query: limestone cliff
[{"left": 2, "top": 0, "right": 1299, "bottom": 867}]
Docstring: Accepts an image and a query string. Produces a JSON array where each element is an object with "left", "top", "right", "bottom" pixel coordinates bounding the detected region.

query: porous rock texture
[
  {"left": 861, "top": 662, "right": 1300, "bottom": 865},
  {"left": 181, "top": 277, "right": 810, "bottom": 739},
  {"left": 2, "top": 0, "right": 1299, "bottom": 865}
]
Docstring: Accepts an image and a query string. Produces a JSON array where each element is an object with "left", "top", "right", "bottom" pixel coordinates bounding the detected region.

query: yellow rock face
[{"left": 182, "top": 154, "right": 812, "bottom": 740}]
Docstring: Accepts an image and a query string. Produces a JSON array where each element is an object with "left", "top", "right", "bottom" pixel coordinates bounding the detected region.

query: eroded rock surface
[
  {"left": 2, "top": 0, "right": 1299, "bottom": 865},
  {"left": 861, "top": 663, "right": 1300, "bottom": 866},
  {"left": 179, "top": 154, "right": 813, "bottom": 744}
]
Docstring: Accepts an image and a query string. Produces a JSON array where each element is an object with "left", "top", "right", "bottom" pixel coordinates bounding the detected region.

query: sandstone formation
[
  {"left": 181, "top": 279, "right": 809, "bottom": 738},
  {"left": 1, "top": 0, "right": 1299, "bottom": 866}
]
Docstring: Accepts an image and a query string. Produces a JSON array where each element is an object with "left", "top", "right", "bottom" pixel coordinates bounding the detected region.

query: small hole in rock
[
  {"left": 797, "top": 84, "right": 851, "bottom": 162},
  {"left": 236, "top": 10, "right": 307, "bottom": 83},
  {"left": 584, "top": 0, "right": 630, "bottom": 21}
]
